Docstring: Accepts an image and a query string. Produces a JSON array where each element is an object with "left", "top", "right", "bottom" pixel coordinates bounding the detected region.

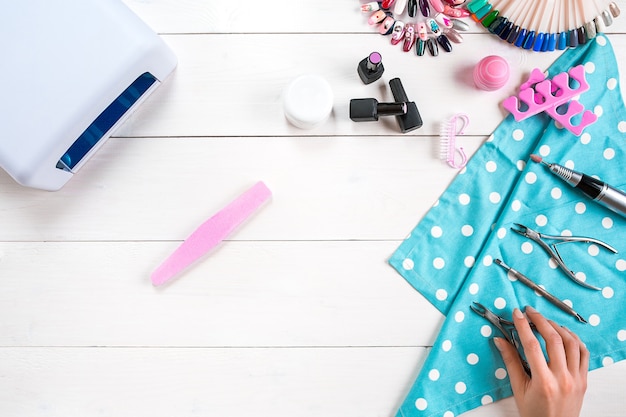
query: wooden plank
[
  {"left": 0, "top": 136, "right": 484, "bottom": 241},
  {"left": 0, "top": 241, "right": 443, "bottom": 347},
  {"left": 0, "top": 347, "right": 428, "bottom": 417},
  {"left": 0, "top": 346, "right": 623, "bottom": 417},
  {"left": 120, "top": 0, "right": 626, "bottom": 35}
]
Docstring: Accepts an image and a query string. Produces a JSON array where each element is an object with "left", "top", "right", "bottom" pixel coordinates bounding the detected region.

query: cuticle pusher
[{"left": 494, "top": 258, "right": 588, "bottom": 324}]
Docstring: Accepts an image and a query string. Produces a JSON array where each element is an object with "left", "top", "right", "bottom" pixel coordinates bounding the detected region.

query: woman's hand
[{"left": 494, "top": 306, "right": 589, "bottom": 417}]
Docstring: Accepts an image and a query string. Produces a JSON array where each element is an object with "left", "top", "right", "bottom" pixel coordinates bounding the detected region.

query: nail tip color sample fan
[{"left": 467, "top": 0, "right": 621, "bottom": 52}]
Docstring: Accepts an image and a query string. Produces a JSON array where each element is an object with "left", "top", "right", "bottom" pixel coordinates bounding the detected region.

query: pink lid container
[{"left": 473, "top": 55, "right": 510, "bottom": 91}]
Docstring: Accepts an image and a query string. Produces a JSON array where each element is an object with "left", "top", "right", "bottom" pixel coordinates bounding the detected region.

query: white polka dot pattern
[{"left": 388, "top": 36, "right": 626, "bottom": 417}]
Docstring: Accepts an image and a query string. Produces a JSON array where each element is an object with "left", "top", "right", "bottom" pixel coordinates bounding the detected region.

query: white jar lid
[{"left": 283, "top": 74, "right": 334, "bottom": 129}]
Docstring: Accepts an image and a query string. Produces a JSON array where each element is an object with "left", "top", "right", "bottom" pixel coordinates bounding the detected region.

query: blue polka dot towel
[{"left": 389, "top": 35, "right": 626, "bottom": 417}]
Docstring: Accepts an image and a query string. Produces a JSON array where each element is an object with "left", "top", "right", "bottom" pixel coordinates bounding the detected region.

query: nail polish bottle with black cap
[
  {"left": 389, "top": 78, "right": 423, "bottom": 133},
  {"left": 357, "top": 52, "right": 385, "bottom": 84},
  {"left": 349, "top": 98, "right": 407, "bottom": 122}
]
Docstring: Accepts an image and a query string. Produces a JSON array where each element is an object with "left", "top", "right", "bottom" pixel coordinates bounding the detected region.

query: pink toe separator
[{"left": 502, "top": 65, "right": 598, "bottom": 136}]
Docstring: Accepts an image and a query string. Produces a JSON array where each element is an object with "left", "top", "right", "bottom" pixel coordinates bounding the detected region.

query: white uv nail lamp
[{"left": 0, "top": 0, "right": 177, "bottom": 191}]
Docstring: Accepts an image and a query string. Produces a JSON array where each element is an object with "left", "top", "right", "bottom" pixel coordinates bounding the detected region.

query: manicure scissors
[
  {"left": 470, "top": 302, "right": 531, "bottom": 375},
  {"left": 511, "top": 223, "right": 618, "bottom": 291}
]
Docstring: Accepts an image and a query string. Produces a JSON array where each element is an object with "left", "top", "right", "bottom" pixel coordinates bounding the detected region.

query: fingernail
[
  {"left": 513, "top": 308, "right": 525, "bottom": 319},
  {"left": 525, "top": 305, "right": 537, "bottom": 314},
  {"left": 493, "top": 337, "right": 504, "bottom": 351}
]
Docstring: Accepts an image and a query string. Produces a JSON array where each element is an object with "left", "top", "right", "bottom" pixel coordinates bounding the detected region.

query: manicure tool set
[
  {"left": 470, "top": 222, "right": 618, "bottom": 373},
  {"left": 470, "top": 149, "right": 625, "bottom": 356},
  {"left": 468, "top": 148, "right": 626, "bottom": 373},
  {"left": 468, "top": 147, "right": 624, "bottom": 390},
  {"left": 487, "top": 155, "right": 626, "bottom": 322},
  {"left": 473, "top": 221, "right": 617, "bottom": 331},
  {"left": 472, "top": 184, "right": 620, "bottom": 322}
]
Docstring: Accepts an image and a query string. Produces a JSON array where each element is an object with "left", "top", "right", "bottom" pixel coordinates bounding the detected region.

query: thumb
[{"left": 494, "top": 337, "right": 529, "bottom": 395}]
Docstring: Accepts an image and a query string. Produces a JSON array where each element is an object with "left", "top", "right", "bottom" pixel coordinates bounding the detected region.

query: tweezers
[
  {"left": 470, "top": 302, "right": 531, "bottom": 375},
  {"left": 511, "top": 223, "right": 618, "bottom": 291}
]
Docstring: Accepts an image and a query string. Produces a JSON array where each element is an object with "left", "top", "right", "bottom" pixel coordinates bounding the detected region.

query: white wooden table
[{"left": 1, "top": 1, "right": 625, "bottom": 416}]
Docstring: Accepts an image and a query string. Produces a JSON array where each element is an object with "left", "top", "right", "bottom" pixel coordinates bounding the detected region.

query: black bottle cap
[
  {"left": 350, "top": 98, "right": 407, "bottom": 122},
  {"left": 388, "top": 78, "right": 423, "bottom": 133}
]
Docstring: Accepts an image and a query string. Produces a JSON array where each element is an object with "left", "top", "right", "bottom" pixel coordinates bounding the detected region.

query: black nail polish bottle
[
  {"left": 357, "top": 52, "right": 385, "bottom": 84},
  {"left": 389, "top": 78, "right": 423, "bottom": 133},
  {"left": 349, "top": 98, "right": 407, "bottom": 122}
]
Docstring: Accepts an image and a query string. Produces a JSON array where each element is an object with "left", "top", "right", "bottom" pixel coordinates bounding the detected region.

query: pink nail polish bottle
[{"left": 473, "top": 55, "right": 510, "bottom": 91}]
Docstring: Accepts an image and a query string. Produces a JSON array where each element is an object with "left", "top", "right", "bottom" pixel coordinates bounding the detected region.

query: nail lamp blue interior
[{"left": 0, "top": 0, "right": 177, "bottom": 191}]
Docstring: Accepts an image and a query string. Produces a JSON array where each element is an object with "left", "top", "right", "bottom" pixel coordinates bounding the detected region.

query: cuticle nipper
[
  {"left": 511, "top": 223, "right": 618, "bottom": 291},
  {"left": 470, "top": 302, "right": 532, "bottom": 375}
]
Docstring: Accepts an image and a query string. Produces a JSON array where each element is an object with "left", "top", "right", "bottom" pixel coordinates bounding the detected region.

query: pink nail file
[{"left": 151, "top": 181, "right": 272, "bottom": 286}]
